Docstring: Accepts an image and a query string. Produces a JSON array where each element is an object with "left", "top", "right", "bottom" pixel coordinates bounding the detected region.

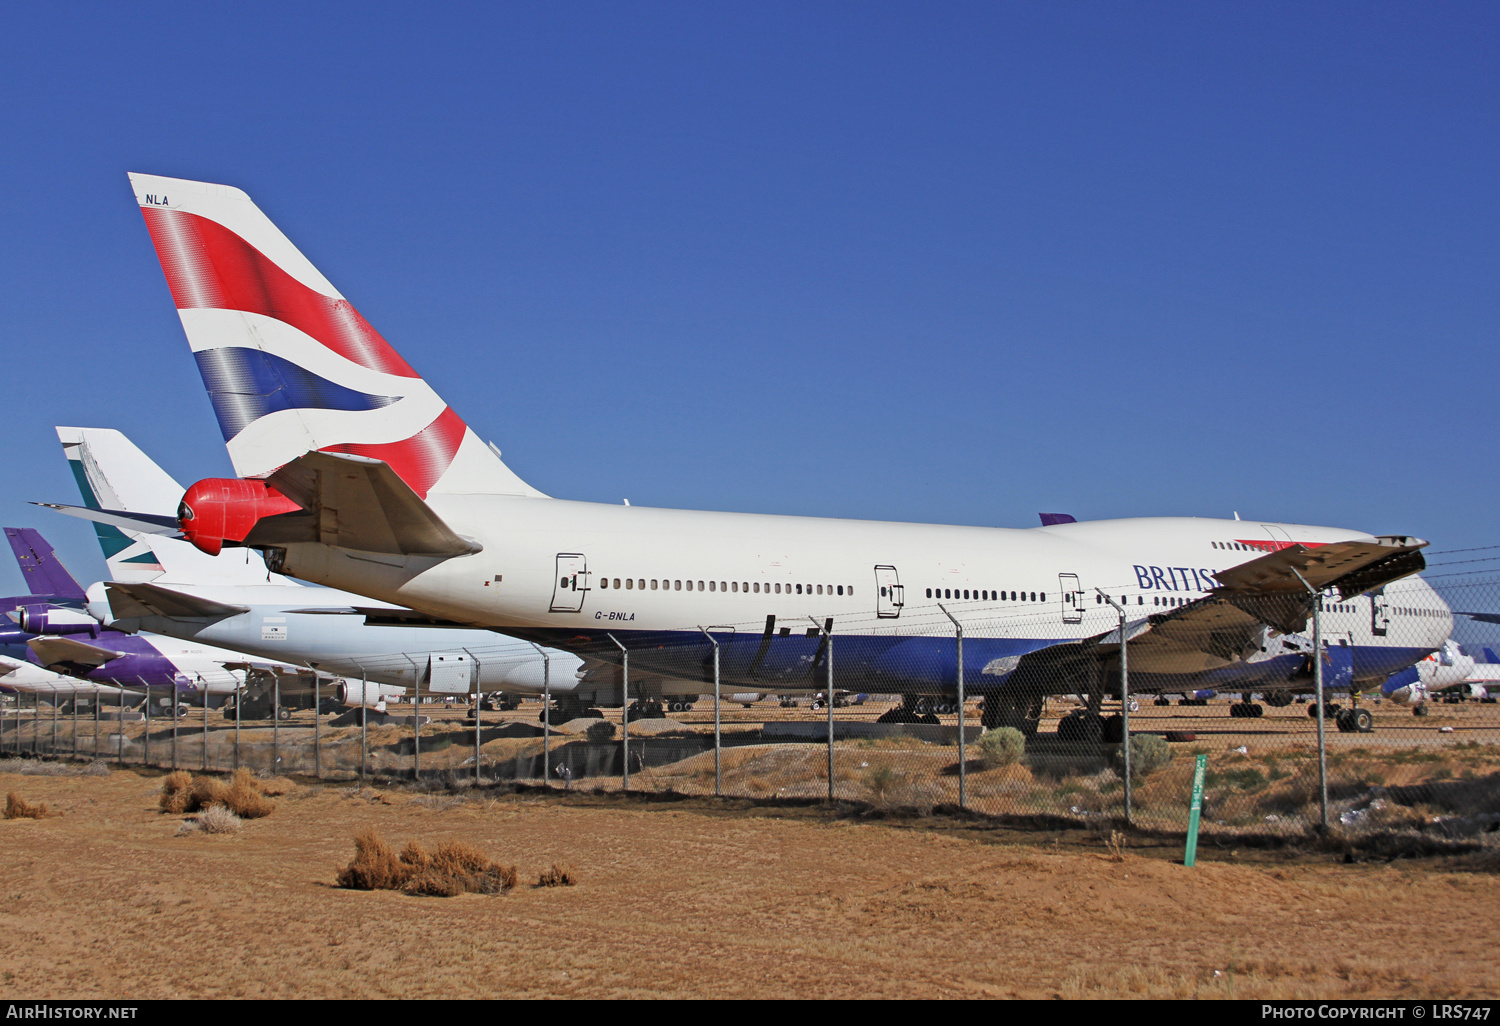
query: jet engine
[
  {"left": 178, "top": 478, "right": 301, "bottom": 556},
  {"left": 336, "top": 679, "right": 407, "bottom": 711},
  {"left": 1382, "top": 665, "right": 1431, "bottom": 707},
  {"left": 7, "top": 604, "right": 100, "bottom": 636},
  {"left": 1415, "top": 639, "right": 1474, "bottom": 690}
]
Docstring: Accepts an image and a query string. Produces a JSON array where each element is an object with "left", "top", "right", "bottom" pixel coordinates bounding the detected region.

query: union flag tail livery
[{"left": 128, "top": 173, "right": 543, "bottom": 500}]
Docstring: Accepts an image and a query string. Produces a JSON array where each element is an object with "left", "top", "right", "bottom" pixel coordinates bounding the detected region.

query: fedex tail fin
[
  {"left": 5, "top": 529, "right": 88, "bottom": 601},
  {"left": 128, "top": 173, "right": 546, "bottom": 500},
  {"left": 57, "top": 427, "right": 290, "bottom": 587}
]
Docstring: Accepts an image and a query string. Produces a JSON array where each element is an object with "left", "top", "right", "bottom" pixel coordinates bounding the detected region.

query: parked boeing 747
[{"left": 52, "top": 174, "right": 1452, "bottom": 739}]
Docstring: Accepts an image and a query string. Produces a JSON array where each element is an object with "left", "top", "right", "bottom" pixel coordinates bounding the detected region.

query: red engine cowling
[{"left": 179, "top": 478, "right": 302, "bottom": 556}]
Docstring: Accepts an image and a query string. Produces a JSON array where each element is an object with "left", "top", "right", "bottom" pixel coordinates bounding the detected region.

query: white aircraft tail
[
  {"left": 127, "top": 173, "right": 546, "bottom": 500},
  {"left": 57, "top": 426, "right": 289, "bottom": 586}
]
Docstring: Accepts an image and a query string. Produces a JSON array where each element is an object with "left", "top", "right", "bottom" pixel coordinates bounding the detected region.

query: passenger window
[
  {"left": 625, "top": 579, "right": 633, "bottom": 590},
  {"left": 837, "top": 585, "right": 843, "bottom": 596},
  {"left": 674, "top": 580, "right": 681, "bottom": 591},
  {"left": 696, "top": 581, "right": 703, "bottom": 591},
  {"left": 709, "top": 581, "right": 716, "bottom": 592},
  {"left": 796, "top": 584, "right": 802, "bottom": 595},
  {"left": 650, "top": 580, "right": 658, "bottom": 590},
  {"left": 722, "top": 582, "right": 728, "bottom": 592},
  {"left": 816, "top": 585, "right": 822, "bottom": 595}
]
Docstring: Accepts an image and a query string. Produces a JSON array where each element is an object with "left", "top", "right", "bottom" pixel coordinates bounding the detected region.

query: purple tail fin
[{"left": 5, "top": 528, "right": 88, "bottom": 600}]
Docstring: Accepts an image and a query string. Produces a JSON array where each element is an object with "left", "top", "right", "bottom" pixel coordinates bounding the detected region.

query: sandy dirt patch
[{"left": 0, "top": 763, "right": 1496, "bottom": 999}]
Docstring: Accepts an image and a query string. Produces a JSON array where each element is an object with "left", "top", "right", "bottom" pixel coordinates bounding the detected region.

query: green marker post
[{"left": 1183, "top": 753, "right": 1208, "bottom": 867}]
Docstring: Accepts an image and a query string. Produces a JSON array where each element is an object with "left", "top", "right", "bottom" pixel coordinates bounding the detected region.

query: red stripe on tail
[
  {"left": 141, "top": 207, "right": 419, "bottom": 379},
  {"left": 324, "top": 407, "right": 467, "bottom": 498}
]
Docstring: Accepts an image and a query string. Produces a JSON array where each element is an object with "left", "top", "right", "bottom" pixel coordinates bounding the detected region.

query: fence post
[
  {"left": 71, "top": 687, "right": 78, "bottom": 761},
  {"left": 234, "top": 674, "right": 241, "bottom": 773},
  {"left": 462, "top": 649, "right": 482, "bottom": 785},
  {"left": 165, "top": 679, "right": 176, "bottom": 770},
  {"left": 142, "top": 687, "right": 150, "bottom": 767},
  {"left": 698, "top": 627, "right": 722, "bottom": 798},
  {"left": 607, "top": 634, "right": 629, "bottom": 791},
  {"left": 403, "top": 654, "right": 421, "bottom": 784},
  {"left": 117, "top": 686, "right": 124, "bottom": 764},
  {"left": 312, "top": 672, "right": 321, "bottom": 780},
  {"left": 202, "top": 678, "right": 210, "bottom": 772},
  {"left": 94, "top": 684, "right": 101, "bottom": 760},
  {"left": 528, "top": 643, "right": 551, "bottom": 786},
  {"left": 354, "top": 664, "right": 368, "bottom": 784},
  {"left": 1098, "top": 591, "right": 1132, "bottom": 826},
  {"left": 808, "top": 618, "right": 835, "bottom": 801},
  {"left": 1291, "top": 570, "right": 1329, "bottom": 833},
  {"left": 51, "top": 689, "right": 60, "bottom": 759},
  {"left": 938, "top": 605, "right": 967, "bottom": 811},
  {"left": 272, "top": 674, "right": 280, "bottom": 776}
]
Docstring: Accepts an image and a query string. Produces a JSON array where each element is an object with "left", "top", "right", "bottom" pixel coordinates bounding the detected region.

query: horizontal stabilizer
[
  {"left": 33, "top": 502, "right": 184, "bottom": 537},
  {"left": 261, "top": 451, "right": 481, "bottom": 557},
  {"left": 105, "top": 582, "right": 249, "bottom": 621},
  {"left": 27, "top": 635, "right": 123, "bottom": 669}
]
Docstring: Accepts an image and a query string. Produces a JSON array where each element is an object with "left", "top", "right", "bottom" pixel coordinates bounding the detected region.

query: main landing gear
[
  {"left": 1229, "top": 694, "right": 1265, "bottom": 718},
  {"left": 876, "top": 696, "right": 940, "bottom": 726}
]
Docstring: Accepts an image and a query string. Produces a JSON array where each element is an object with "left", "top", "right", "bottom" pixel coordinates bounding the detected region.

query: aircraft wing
[
  {"left": 1104, "top": 535, "right": 1429, "bottom": 676},
  {"left": 999, "top": 535, "right": 1430, "bottom": 689},
  {"left": 105, "top": 582, "right": 250, "bottom": 621},
  {"left": 27, "top": 635, "right": 124, "bottom": 669},
  {"left": 259, "top": 451, "right": 481, "bottom": 558}
]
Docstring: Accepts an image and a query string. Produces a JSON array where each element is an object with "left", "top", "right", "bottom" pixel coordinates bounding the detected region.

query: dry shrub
[
  {"left": 5, "top": 792, "right": 49, "bottom": 820},
  {"left": 336, "top": 830, "right": 517, "bottom": 897},
  {"left": 536, "top": 862, "right": 577, "bottom": 887},
  {"left": 159, "top": 771, "right": 194, "bottom": 814},
  {"left": 158, "top": 768, "right": 274, "bottom": 819},
  {"left": 337, "top": 829, "right": 408, "bottom": 890},
  {"left": 197, "top": 805, "right": 242, "bottom": 834},
  {"left": 221, "top": 768, "right": 274, "bottom": 819}
]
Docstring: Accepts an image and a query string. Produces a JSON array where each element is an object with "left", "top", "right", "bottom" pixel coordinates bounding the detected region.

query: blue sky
[{"left": 0, "top": 2, "right": 1496, "bottom": 599}]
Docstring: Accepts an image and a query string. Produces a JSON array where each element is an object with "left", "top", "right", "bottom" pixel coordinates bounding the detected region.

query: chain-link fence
[{"left": 4, "top": 569, "right": 1499, "bottom": 845}]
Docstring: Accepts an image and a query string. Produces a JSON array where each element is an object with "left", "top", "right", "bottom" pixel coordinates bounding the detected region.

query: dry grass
[
  {"left": 536, "top": 863, "right": 577, "bottom": 887},
  {"left": 159, "top": 769, "right": 275, "bottom": 819},
  {"left": 5, "top": 791, "right": 50, "bottom": 819},
  {"left": 336, "top": 829, "right": 518, "bottom": 897}
]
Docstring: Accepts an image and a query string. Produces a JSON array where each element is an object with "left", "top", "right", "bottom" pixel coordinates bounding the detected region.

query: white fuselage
[{"left": 267, "top": 500, "right": 1451, "bottom": 695}]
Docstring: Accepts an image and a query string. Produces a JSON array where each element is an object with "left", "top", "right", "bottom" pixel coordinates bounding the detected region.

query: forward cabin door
[
  {"left": 550, "top": 553, "right": 589, "bottom": 613},
  {"left": 1369, "top": 589, "right": 1390, "bottom": 638},
  {"left": 875, "top": 565, "right": 904, "bottom": 619},
  {"left": 1059, "top": 573, "right": 1084, "bottom": 624}
]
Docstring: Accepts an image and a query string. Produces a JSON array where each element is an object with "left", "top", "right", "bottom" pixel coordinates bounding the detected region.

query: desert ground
[{"left": 1, "top": 755, "right": 1497, "bottom": 1000}]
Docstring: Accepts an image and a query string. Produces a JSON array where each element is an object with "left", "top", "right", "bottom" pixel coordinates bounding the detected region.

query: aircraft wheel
[
  {"left": 1154, "top": 697, "right": 1172, "bottom": 707},
  {"left": 1334, "top": 710, "right": 1353, "bottom": 733},
  {"left": 1351, "top": 708, "right": 1374, "bottom": 733},
  {"left": 1413, "top": 705, "right": 1429, "bottom": 717},
  {"left": 1250, "top": 704, "right": 1264, "bottom": 718}
]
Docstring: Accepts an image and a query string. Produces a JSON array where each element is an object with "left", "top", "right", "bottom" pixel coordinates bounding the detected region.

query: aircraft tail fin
[
  {"left": 56, "top": 426, "right": 286, "bottom": 586},
  {"left": 127, "top": 173, "right": 546, "bottom": 501},
  {"left": 5, "top": 528, "right": 88, "bottom": 601}
]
